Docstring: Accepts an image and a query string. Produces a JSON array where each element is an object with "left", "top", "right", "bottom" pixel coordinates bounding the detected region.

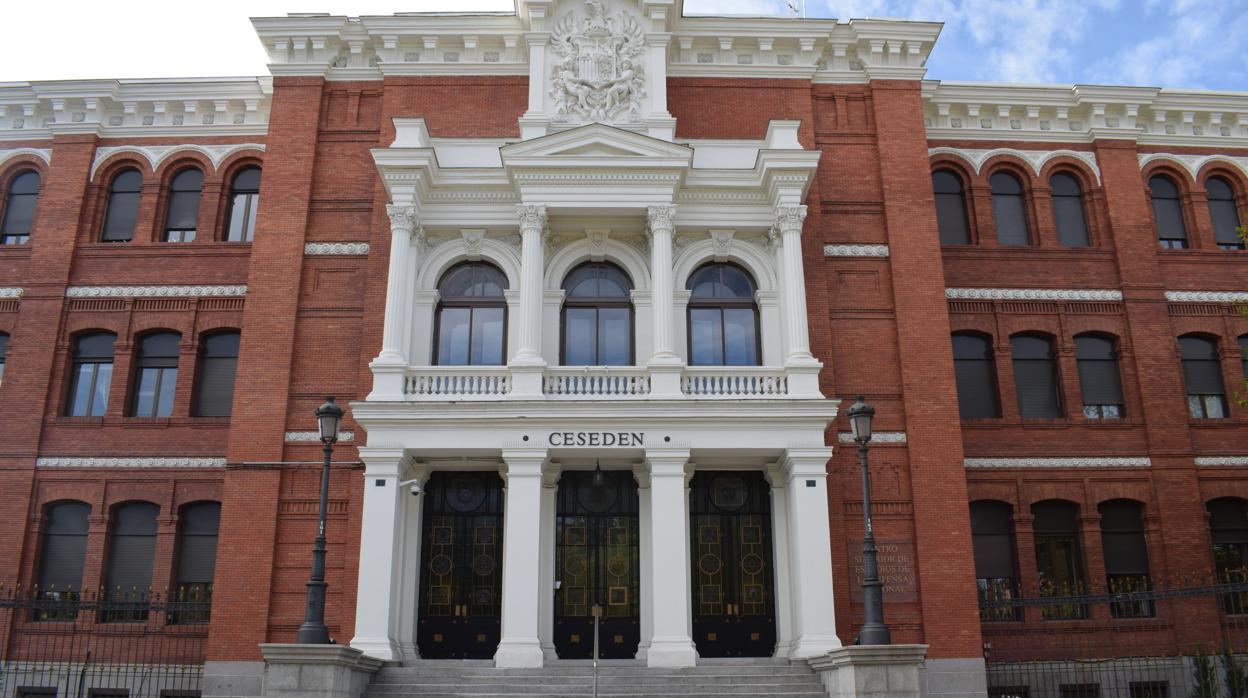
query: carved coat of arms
[{"left": 551, "top": 0, "right": 646, "bottom": 123}]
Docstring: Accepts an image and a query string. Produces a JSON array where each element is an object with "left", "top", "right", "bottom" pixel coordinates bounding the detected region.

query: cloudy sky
[{"left": 4, "top": 0, "right": 1246, "bottom": 90}]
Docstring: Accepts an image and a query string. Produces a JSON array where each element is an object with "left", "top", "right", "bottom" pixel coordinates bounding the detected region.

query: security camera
[{"left": 398, "top": 479, "right": 423, "bottom": 496}]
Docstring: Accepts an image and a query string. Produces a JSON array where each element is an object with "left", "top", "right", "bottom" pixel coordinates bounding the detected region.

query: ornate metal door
[
  {"left": 554, "top": 470, "right": 640, "bottom": 659},
  {"left": 417, "top": 471, "right": 505, "bottom": 659},
  {"left": 689, "top": 471, "right": 777, "bottom": 657}
]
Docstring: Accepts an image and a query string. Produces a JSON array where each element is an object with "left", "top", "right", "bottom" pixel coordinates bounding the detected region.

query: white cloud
[{"left": 1087, "top": 2, "right": 1248, "bottom": 89}]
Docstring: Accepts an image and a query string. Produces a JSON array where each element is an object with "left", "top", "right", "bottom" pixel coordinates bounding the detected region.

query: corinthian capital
[
  {"left": 386, "top": 204, "right": 418, "bottom": 234},
  {"left": 516, "top": 204, "right": 548, "bottom": 234},
  {"left": 773, "top": 204, "right": 808, "bottom": 236},
  {"left": 646, "top": 204, "right": 677, "bottom": 237}
]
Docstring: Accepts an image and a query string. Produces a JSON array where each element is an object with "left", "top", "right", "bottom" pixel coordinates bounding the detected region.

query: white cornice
[
  {"left": 66, "top": 285, "right": 247, "bottom": 298},
  {"left": 946, "top": 288, "right": 1123, "bottom": 302},
  {"left": 91, "top": 143, "right": 266, "bottom": 180},
  {"left": 966, "top": 456, "right": 1151, "bottom": 469},
  {"left": 285, "top": 431, "right": 357, "bottom": 442},
  {"left": 37, "top": 456, "right": 227, "bottom": 469},
  {"left": 305, "top": 242, "right": 371, "bottom": 256},
  {"left": 1138, "top": 153, "right": 1248, "bottom": 181},
  {"left": 929, "top": 147, "right": 1101, "bottom": 183},
  {"left": 1165, "top": 291, "right": 1248, "bottom": 303},
  {"left": 1196, "top": 456, "right": 1248, "bottom": 467},
  {"left": 838, "top": 431, "right": 906, "bottom": 444},
  {"left": 0, "top": 288, "right": 22, "bottom": 298},
  {"left": 824, "top": 244, "right": 889, "bottom": 258}
]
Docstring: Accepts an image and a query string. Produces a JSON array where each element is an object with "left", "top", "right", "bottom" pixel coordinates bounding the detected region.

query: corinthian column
[
  {"left": 774, "top": 205, "right": 815, "bottom": 363},
  {"left": 646, "top": 205, "right": 683, "bottom": 397},
  {"left": 369, "top": 204, "right": 423, "bottom": 401},
  {"left": 511, "top": 204, "right": 547, "bottom": 397}
]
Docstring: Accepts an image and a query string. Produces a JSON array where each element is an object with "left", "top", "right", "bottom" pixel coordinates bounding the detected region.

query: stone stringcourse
[
  {"left": 823, "top": 244, "right": 890, "bottom": 258},
  {"left": 1164, "top": 290, "right": 1248, "bottom": 303},
  {"left": 284, "top": 431, "right": 356, "bottom": 442},
  {"left": 65, "top": 285, "right": 247, "bottom": 298},
  {"left": 946, "top": 288, "right": 1123, "bottom": 302},
  {"left": 36, "top": 456, "right": 227, "bottom": 468},
  {"left": 1195, "top": 456, "right": 1248, "bottom": 467},
  {"left": 0, "top": 287, "right": 23, "bottom": 298},
  {"left": 838, "top": 431, "right": 907, "bottom": 444},
  {"left": 965, "top": 456, "right": 1152, "bottom": 469},
  {"left": 929, "top": 147, "right": 1102, "bottom": 182},
  {"left": 304, "top": 242, "right": 371, "bottom": 256}
]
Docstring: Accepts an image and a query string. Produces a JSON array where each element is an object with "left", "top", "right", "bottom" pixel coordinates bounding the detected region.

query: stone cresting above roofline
[
  {"left": 923, "top": 81, "right": 1248, "bottom": 150},
  {"left": 0, "top": 77, "right": 271, "bottom": 143}
]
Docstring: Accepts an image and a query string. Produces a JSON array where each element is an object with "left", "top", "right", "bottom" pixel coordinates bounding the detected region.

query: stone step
[
  {"left": 378, "top": 666, "right": 813, "bottom": 678},
  {"left": 369, "top": 680, "right": 822, "bottom": 693},
  {"left": 372, "top": 675, "right": 817, "bottom": 687}
]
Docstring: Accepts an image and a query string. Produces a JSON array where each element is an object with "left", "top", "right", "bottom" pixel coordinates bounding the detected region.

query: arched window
[
  {"left": 990, "top": 172, "right": 1031, "bottom": 246},
  {"left": 103, "top": 502, "right": 159, "bottom": 620},
  {"left": 1032, "top": 500, "right": 1086, "bottom": 616},
  {"left": 173, "top": 502, "right": 221, "bottom": 622},
  {"left": 952, "top": 333, "right": 1000, "bottom": 419},
  {"left": 1011, "top": 334, "right": 1062, "bottom": 419},
  {"left": 1240, "top": 335, "right": 1247, "bottom": 383},
  {"left": 1, "top": 171, "right": 40, "bottom": 245},
  {"left": 37, "top": 501, "right": 91, "bottom": 598},
  {"left": 1208, "top": 498, "right": 1248, "bottom": 613},
  {"left": 1149, "top": 175, "right": 1188, "bottom": 249},
  {"left": 1051, "top": 173, "right": 1090, "bottom": 247},
  {"left": 1180, "top": 335, "right": 1226, "bottom": 419},
  {"left": 224, "top": 167, "right": 261, "bottom": 242},
  {"left": 67, "top": 332, "right": 116, "bottom": 417},
  {"left": 434, "top": 262, "right": 508, "bottom": 366},
  {"left": 686, "top": 263, "right": 760, "bottom": 366},
  {"left": 0, "top": 332, "right": 8, "bottom": 386},
  {"left": 1075, "top": 334, "right": 1124, "bottom": 420},
  {"left": 1099, "top": 500, "right": 1152, "bottom": 617},
  {"left": 932, "top": 170, "right": 971, "bottom": 245},
  {"left": 971, "top": 501, "right": 1019, "bottom": 620},
  {"left": 561, "top": 262, "right": 633, "bottom": 365},
  {"left": 101, "top": 169, "right": 142, "bottom": 242},
  {"left": 194, "top": 332, "right": 240, "bottom": 417},
  {"left": 1207, "top": 176, "right": 1244, "bottom": 250},
  {"left": 131, "top": 332, "right": 180, "bottom": 417},
  {"left": 163, "top": 168, "right": 203, "bottom": 242}
]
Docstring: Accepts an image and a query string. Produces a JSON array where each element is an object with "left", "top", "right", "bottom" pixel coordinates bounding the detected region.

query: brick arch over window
[
  {"left": 983, "top": 163, "right": 1036, "bottom": 247},
  {"left": 1141, "top": 163, "right": 1197, "bottom": 250},
  {"left": 1039, "top": 160, "right": 1103, "bottom": 248},
  {"left": 1197, "top": 166, "right": 1247, "bottom": 250}
]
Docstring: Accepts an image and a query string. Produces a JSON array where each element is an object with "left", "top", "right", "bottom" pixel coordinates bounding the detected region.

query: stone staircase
[{"left": 364, "top": 658, "right": 827, "bottom": 698}]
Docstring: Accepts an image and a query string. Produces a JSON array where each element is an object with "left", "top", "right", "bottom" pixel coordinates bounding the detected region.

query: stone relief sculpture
[{"left": 550, "top": 0, "right": 646, "bottom": 123}]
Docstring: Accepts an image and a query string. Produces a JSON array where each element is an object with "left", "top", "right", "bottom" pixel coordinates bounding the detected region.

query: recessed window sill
[{"left": 54, "top": 416, "right": 105, "bottom": 427}]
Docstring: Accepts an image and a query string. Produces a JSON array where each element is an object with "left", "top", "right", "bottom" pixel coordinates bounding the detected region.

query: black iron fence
[
  {"left": 0, "top": 588, "right": 209, "bottom": 698},
  {"left": 980, "top": 575, "right": 1248, "bottom": 698}
]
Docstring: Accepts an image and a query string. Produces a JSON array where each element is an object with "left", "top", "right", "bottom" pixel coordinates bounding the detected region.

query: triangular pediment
[{"left": 501, "top": 123, "right": 692, "bottom": 163}]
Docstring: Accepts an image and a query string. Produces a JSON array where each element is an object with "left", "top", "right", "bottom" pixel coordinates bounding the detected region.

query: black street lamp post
[
  {"left": 848, "top": 395, "right": 891, "bottom": 645},
  {"left": 297, "top": 395, "right": 343, "bottom": 645}
]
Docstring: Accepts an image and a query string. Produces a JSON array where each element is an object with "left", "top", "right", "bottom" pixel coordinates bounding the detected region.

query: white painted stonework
[
  {"left": 0, "top": 288, "right": 23, "bottom": 299},
  {"left": 65, "top": 285, "right": 247, "bottom": 298},
  {"left": 1165, "top": 290, "right": 1248, "bottom": 304},
  {"left": 946, "top": 288, "right": 1123, "bottom": 302},
  {"left": 90, "top": 143, "right": 266, "bottom": 179},
  {"left": 304, "top": 243, "right": 370, "bottom": 256},
  {"left": 36, "top": 456, "right": 227, "bottom": 469},
  {"left": 928, "top": 147, "right": 1102, "bottom": 183},
  {"left": 964, "top": 457, "right": 1152, "bottom": 469}
]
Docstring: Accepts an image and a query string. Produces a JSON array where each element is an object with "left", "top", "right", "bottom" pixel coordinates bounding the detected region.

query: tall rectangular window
[
  {"left": 1033, "top": 500, "right": 1086, "bottom": 619},
  {"left": 172, "top": 502, "right": 220, "bottom": 624},
  {"left": 1099, "top": 500, "right": 1153, "bottom": 617},
  {"left": 1011, "top": 334, "right": 1062, "bottom": 419},
  {"left": 102, "top": 502, "right": 159, "bottom": 622},
  {"left": 131, "top": 333, "right": 180, "bottom": 418},
  {"left": 1180, "top": 335, "right": 1227, "bottom": 419},
  {"left": 36, "top": 501, "right": 91, "bottom": 620},
  {"left": 193, "top": 332, "right": 240, "bottom": 417},
  {"left": 1075, "top": 335, "right": 1124, "bottom": 419},
  {"left": 67, "top": 333, "right": 116, "bottom": 417},
  {"left": 952, "top": 334, "right": 1001, "bottom": 419}
]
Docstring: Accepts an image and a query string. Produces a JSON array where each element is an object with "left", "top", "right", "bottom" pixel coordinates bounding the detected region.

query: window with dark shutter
[
  {"left": 686, "top": 263, "right": 760, "bottom": 367},
  {"left": 0, "top": 332, "right": 8, "bottom": 387},
  {"left": 1207, "top": 177, "right": 1244, "bottom": 250},
  {"left": 1051, "top": 173, "right": 1090, "bottom": 247},
  {"left": 991, "top": 172, "right": 1031, "bottom": 246},
  {"left": 67, "top": 333, "right": 116, "bottom": 417},
  {"left": 562, "top": 263, "right": 633, "bottom": 366},
  {"left": 1149, "top": 175, "right": 1188, "bottom": 249},
  {"left": 194, "top": 332, "right": 240, "bottom": 417},
  {"left": 434, "top": 262, "right": 508, "bottom": 366},
  {"left": 1207, "top": 498, "right": 1248, "bottom": 613},
  {"left": 932, "top": 170, "right": 971, "bottom": 245},
  {"left": 1033, "top": 500, "right": 1086, "bottom": 618},
  {"left": 1011, "top": 334, "right": 1062, "bottom": 419},
  {"left": 173, "top": 502, "right": 220, "bottom": 623},
  {"left": 163, "top": 169, "right": 202, "bottom": 243},
  {"left": 971, "top": 501, "right": 1019, "bottom": 621},
  {"left": 1075, "top": 334, "right": 1124, "bottom": 419},
  {"left": 1, "top": 170, "right": 40, "bottom": 245},
  {"left": 1099, "top": 500, "right": 1152, "bottom": 617},
  {"left": 131, "top": 332, "right": 180, "bottom": 417},
  {"left": 37, "top": 501, "right": 91, "bottom": 595},
  {"left": 101, "top": 169, "right": 142, "bottom": 242},
  {"left": 1179, "top": 335, "right": 1227, "bottom": 419},
  {"left": 224, "top": 167, "right": 261, "bottom": 242},
  {"left": 102, "top": 502, "right": 159, "bottom": 621},
  {"left": 952, "top": 333, "right": 1001, "bottom": 419}
]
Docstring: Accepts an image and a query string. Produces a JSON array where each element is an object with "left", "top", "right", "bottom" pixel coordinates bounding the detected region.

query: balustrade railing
[
  {"left": 680, "top": 367, "right": 789, "bottom": 398},
  {"left": 405, "top": 367, "right": 512, "bottom": 399},
  {"left": 543, "top": 367, "right": 651, "bottom": 398}
]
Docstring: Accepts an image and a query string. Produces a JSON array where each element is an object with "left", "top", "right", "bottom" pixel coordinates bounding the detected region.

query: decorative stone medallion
[{"left": 550, "top": 0, "right": 646, "bottom": 124}]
